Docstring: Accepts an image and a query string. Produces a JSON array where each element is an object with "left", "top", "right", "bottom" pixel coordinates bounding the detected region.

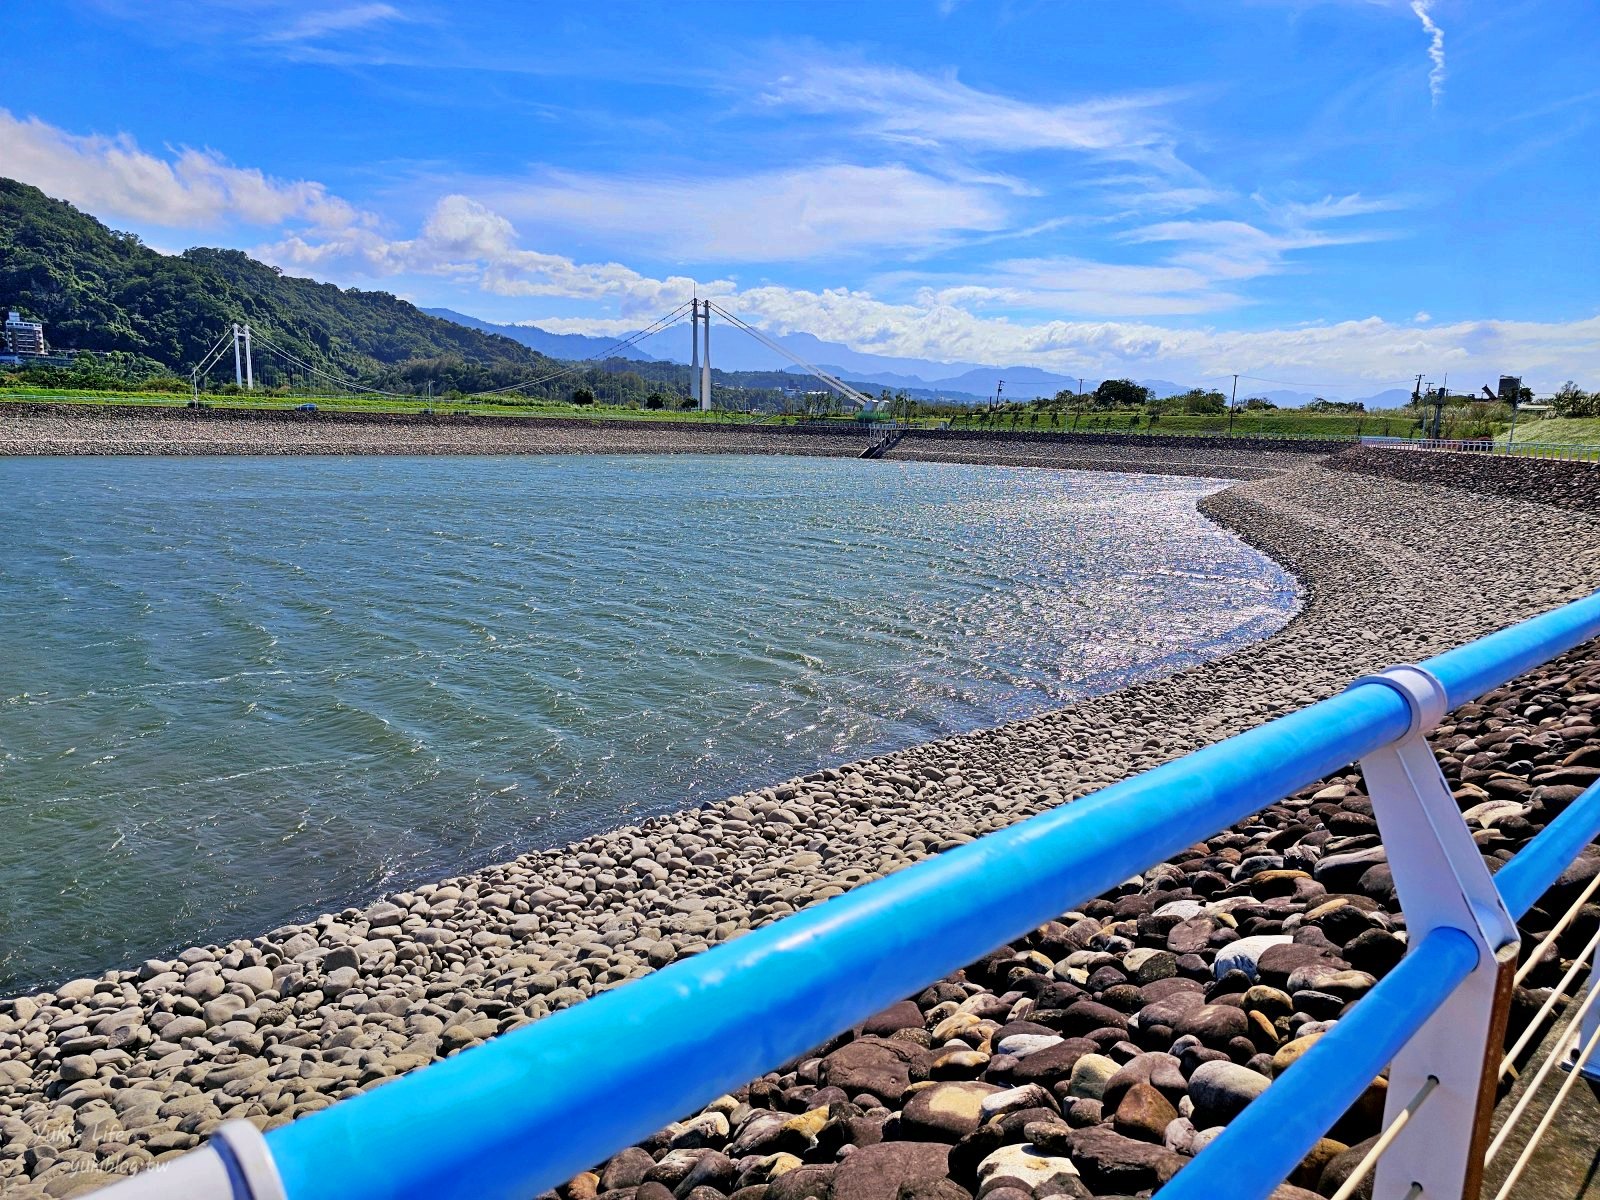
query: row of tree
[
  {"left": 1033, "top": 380, "right": 1361, "bottom": 414},
  {"left": 1551, "top": 382, "right": 1600, "bottom": 418}
]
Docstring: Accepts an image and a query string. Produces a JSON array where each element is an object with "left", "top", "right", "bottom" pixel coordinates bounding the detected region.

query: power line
[{"left": 1226, "top": 373, "right": 1421, "bottom": 392}]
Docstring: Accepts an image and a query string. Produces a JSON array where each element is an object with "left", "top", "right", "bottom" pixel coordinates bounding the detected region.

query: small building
[{"left": 4, "top": 310, "right": 47, "bottom": 356}]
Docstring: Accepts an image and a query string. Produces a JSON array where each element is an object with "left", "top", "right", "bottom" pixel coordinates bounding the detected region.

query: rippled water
[{"left": 0, "top": 455, "right": 1297, "bottom": 989}]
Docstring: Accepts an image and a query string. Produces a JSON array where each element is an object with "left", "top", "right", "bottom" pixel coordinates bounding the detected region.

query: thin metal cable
[
  {"left": 1502, "top": 921, "right": 1600, "bottom": 1078},
  {"left": 1328, "top": 1075, "right": 1440, "bottom": 1200},
  {"left": 1513, "top": 872, "right": 1600, "bottom": 986},
  {"left": 464, "top": 303, "right": 691, "bottom": 397},
  {"left": 1485, "top": 980, "right": 1600, "bottom": 1163},
  {"left": 705, "top": 302, "right": 872, "bottom": 406},
  {"left": 463, "top": 314, "right": 684, "bottom": 397},
  {"left": 190, "top": 327, "right": 236, "bottom": 380},
  {"left": 249, "top": 334, "right": 412, "bottom": 397},
  {"left": 1489, "top": 1017, "right": 1600, "bottom": 1199}
]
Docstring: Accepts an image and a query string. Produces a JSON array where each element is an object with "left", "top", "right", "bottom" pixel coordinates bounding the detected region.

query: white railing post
[{"left": 1353, "top": 666, "right": 1520, "bottom": 1200}]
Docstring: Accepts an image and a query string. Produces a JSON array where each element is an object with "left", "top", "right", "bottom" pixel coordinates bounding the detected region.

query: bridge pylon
[{"left": 700, "top": 300, "right": 712, "bottom": 411}]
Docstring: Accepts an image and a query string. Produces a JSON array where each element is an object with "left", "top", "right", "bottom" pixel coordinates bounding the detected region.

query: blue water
[{"left": 0, "top": 454, "right": 1297, "bottom": 989}]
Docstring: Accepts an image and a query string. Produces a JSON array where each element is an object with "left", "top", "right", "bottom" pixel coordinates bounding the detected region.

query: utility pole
[{"left": 1229, "top": 373, "right": 1238, "bottom": 435}]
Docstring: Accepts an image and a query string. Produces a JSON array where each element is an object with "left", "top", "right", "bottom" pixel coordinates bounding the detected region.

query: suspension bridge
[{"left": 188, "top": 299, "right": 880, "bottom": 413}]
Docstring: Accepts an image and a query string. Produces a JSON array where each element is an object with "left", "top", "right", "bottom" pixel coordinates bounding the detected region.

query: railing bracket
[{"left": 1351, "top": 663, "right": 1519, "bottom": 1200}]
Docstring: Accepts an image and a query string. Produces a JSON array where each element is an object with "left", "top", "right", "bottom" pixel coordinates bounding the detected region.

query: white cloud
[
  {"left": 254, "top": 191, "right": 1600, "bottom": 393},
  {"left": 258, "top": 195, "right": 737, "bottom": 316},
  {"left": 473, "top": 164, "right": 1010, "bottom": 262},
  {"left": 1411, "top": 1, "right": 1446, "bottom": 105},
  {"left": 0, "top": 109, "right": 367, "bottom": 231},
  {"left": 713, "top": 287, "right": 1600, "bottom": 395},
  {"left": 905, "top": 258, "right": 1244, "bottom": 318}
]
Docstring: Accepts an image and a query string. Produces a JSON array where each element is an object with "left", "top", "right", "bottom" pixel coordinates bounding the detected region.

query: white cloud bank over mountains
[{"left": 2, "top": 105, "right": 1594, "bottom": 395}]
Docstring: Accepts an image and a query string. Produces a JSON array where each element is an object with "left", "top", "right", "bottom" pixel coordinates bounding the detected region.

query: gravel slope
[{"left": 0, "top": 456, "right": 1597, "bottom": 1198}]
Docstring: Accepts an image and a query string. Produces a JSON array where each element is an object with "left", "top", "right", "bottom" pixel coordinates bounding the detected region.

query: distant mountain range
[
  {"left": 424, "top": 306, "right": 1414, "bottom": 409},
  {"left": 422, "top": 308, "right": 663, "bottom": 362}
]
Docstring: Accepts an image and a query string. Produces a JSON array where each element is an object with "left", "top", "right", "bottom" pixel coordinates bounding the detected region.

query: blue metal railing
[{"left": 94, "top": 591, "right": 1600, "bottom": 1200}]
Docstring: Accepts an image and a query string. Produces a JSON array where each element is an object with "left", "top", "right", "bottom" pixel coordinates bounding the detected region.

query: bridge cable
[
  {"left": 247, "top": 332, "right": 413, "bottom": 398},
  {"left": 463, "top": 302, "right": 693, "bottom": 398},
  {"left": 704, "top": 302, "right": 873, "bottom": 408},
  {"left": 190, "top": 327, "right": 238, "bottom": 382}
]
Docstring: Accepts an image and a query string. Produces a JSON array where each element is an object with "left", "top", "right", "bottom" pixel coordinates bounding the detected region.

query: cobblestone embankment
[{"left": 1328, "top": 445, "right": 1600, "bottom": 514}]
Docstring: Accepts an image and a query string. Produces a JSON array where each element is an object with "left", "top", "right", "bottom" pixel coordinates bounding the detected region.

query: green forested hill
[{"left": 0, "top": 178, "right": 558, "bottom": 389}]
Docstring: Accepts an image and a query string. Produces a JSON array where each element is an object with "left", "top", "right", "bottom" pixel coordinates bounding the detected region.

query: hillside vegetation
[{"left": 0, "top": 178, "right": 558, "bottom": 387}]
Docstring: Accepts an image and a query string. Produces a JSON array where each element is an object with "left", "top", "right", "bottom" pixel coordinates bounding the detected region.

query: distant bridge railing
[
  {"left": 96, "top": 592, "right": 1600, "bottom": 1200},
  {"left": 1362, "top": 435, "right": 1600, "bottom": 465}
]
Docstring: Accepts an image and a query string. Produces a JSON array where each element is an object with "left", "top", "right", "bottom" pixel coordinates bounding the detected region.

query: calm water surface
[{"left": 0, "top": 454, "right": 1297, "bottom": 989}]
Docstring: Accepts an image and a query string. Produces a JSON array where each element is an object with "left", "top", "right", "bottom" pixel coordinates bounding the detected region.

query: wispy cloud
[
  {"left": 755, "top": 60, "right": 1192, "bottom": 176},
  {"left": 264, "top": 3, "right": 405, "bottom": 44},
  {"left": 1410, "top": 1, "right": 1446, "bottom": 105},
  {"left": 1119, "top": 191, "right": 1403, "bottom": 283}
]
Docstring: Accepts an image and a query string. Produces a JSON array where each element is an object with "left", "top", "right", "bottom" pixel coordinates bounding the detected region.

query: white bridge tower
[
  {"left": 231, "top": 323, "right": 254, "bottom": 390},
  {"left": 689, "top": 298, "right": 713, "bottom": 411}
]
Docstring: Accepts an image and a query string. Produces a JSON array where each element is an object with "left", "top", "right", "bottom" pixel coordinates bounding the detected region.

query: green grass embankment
[
  {"left": 945, "top": 409, "right": 1418, "bottom": 439},
  {"left": 1498, "top": 417, "right": 1600, "bottom": 448}
]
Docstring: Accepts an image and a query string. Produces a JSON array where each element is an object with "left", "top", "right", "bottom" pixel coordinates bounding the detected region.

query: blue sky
[{"left": 2, "top": 0, "right": 1597, "bottom": 393}]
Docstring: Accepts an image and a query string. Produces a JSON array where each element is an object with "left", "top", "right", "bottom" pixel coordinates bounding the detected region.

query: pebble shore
[
  {"left": 0, "top": 408, "right": 1327, "bottom": 481},
  {"left": 1, "top": 433, "right": 1598, "bottom": 1199},
  {"left": 0, "top": 409, "right": 868, "bottom": 459}
]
